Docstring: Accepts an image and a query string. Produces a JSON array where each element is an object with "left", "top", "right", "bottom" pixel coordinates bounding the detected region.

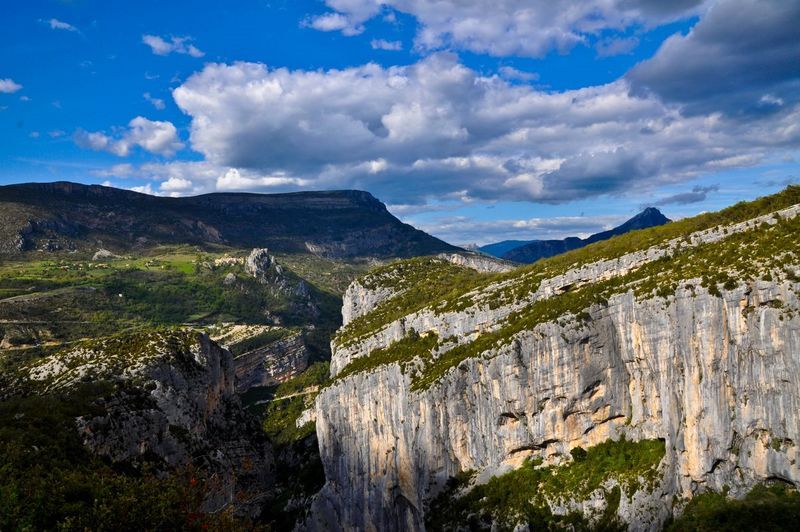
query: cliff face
[
  {"left": 16, "top": 330, "right": 274, "bottom": 518},
  {"left": 234, "top": 332, "right": 310, "bottom": 392},
  {"left": 307, "top": 190, "right": 800, "bottom": 531}
]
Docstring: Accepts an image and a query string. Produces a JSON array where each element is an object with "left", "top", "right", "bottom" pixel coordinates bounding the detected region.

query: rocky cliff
[
  {"left": 306, "top": 187, "right": 800, "bottom": 530},
  {"left": 233, "top": 331, "right": 310, "bottom": 392},
  {"left": 10, "top": 329, "right": 274, "bottom": 519}
]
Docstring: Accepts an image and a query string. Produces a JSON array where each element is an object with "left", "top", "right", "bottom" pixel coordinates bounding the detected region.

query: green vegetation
[
  {"left": 0, "top": 381, "right": 237, "bottom": 531},
  {"left": 667, "top": 483, "right": 800, "bottom": 531},
  {"left": 427, "top": 437, "right": 665, "bottom": 531},
  {"left": 329, "top": 330, "right": 439, "bottom": 385},
  {"left": 259, "top": 362, "right": 331, "bottom": 530},
  {"left": 275, "top": 252, "right": 372, "bottom": 295},
  {"left": 262, "top": 361, "right": 330, "bottom": 446},
  {"left": 227, "top": 327, "right": 291, "bottom": 356},
  {"left": 334, "top": 188, "right": 800, "bottom": 391},
  {"left": 337, "top": 186, "right": 800, "bottom": 356},
  {"left": 335, "top": 257, "right": 492, "bottom": 346},
  {"left": 0, "top": 247, "right": 343, "bottom": 355}
]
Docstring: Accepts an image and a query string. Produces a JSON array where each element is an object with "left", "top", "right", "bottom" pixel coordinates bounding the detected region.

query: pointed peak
[{"left": 632, "top": 207, "right": 670, "bottom": 224}]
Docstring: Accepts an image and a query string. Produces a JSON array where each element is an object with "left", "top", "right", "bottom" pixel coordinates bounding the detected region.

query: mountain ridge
[
  {"left": 0, "top": 181, "right": 456, "bottom": 259},
  {"left": 480, "top": 207, "right": 670, "bottom": 263}
]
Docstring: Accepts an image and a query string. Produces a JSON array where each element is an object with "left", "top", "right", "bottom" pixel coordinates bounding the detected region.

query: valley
[{"left": 2, "top": 183, "right": 800, "bottom": 531}]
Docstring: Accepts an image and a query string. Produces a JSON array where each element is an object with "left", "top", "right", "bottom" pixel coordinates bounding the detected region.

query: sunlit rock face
[{"left": 305, "top": 202, "right": 800, "bottom": 531}]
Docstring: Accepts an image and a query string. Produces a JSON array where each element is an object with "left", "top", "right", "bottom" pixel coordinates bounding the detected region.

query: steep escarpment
[
  {"left": 0, "top": 181, "right": 456, "bottom": 259},
  {"left": 2, "top": 329, "right": 273, "bottom": 525},
  {"left": 308, "top": 187, "right": 800, "bottom": 531}
]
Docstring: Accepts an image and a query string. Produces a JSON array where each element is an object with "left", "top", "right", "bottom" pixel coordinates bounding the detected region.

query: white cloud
[
  {"left": 143, "top": 92, "right": 166, "bottom": 110},
  {"left": 167, "top": 53, "right": 800, "bottom": 204},
  {"left": 142, "top": 34, "right": 204, "bottom": 58},
  {"left": 310, "top": 0, "right": 709, "bottom": 57},
  {"left": 306, "top": 13, "right": 365, "bottom": 35},
  {"left": 45, "top": 18, "right": 79, "bottom": 32},
  {"left": 216, "top": 168, "right": 309, "bottom": 191},
  {"left": 371, "top": 39, "right": 403, "bottom": 51},
  {"left": 0, "top": 78, "right": 22, "bottom": 93},
  {"left": 75, "top": 116, "right": 184, "bottom": 157},
  {"left": 159, "top": 176, "right": 193, "bottom": 192}
]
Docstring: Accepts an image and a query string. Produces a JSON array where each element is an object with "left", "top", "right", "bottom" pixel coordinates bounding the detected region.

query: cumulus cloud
[
  {"left": 75, "top": 116, "right": 184, "bottom": 157},
  {"left": 0, "top": 78, "right": 22, "bottom": 93},
  {"left": 168, "top": 52, "right": 800, "bottom": 204},
  {"left": 142, "top": 34, "right": 204, "bottom": 57},
  {"left": 628, "top": 0, "right": 800, "bottom": 116},
  {"left": 309, "top": 0, "right": 707, "bottom": 57},
  {"left": 159, "top": 176, "right": 193, "bottom": 192},
  {"left": 371, "top": 39, "right": 403, "bottom": 51}
]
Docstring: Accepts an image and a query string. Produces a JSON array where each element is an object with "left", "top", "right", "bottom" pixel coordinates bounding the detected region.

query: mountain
[
  {"left": 305, "top": 186, "right": 800, "bottom": 530},
  {"left": 582, "top": 206, "right": 671, "bottom": 245},
  {"left": 0, "top": 181, "right": 456, "bottom": 259},
  {"left": 477, "top": 239, "right": 533, "bottom": 257},
  {"left": 480, "top": 207, "right": 670, "bottom": 263}
]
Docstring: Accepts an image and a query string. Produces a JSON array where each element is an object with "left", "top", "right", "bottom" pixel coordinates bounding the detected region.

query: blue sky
[{"left": 1, "top": 0, "right": 798, "bottom": 245}]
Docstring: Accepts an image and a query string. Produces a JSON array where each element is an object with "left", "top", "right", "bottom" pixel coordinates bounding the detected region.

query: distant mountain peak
[
  {"left": 628, "top": 206, "right": 669, "bottom": 224},
  {"left": 482, "top": 207, "right": 671, "bottom": 264}
]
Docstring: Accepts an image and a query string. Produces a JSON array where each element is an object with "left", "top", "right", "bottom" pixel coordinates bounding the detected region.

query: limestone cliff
[
  {"left": 234, "top": 331, "right": 310, "bottom": 392},
  {"left": 306, "top": 188, "right": 800, "bottom": 531},
  {"left": 13, "top": 330, "right": 274, "bottom": 519}
]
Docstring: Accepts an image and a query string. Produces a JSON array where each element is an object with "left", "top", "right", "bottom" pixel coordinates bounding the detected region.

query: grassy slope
[
  {"left": 332, "top": 186, "right": 800, "bottom": 390},
  {"left": 428, "top": 438, "right": 665, "bottom": 531},
  {"left": 337, "top": 186, "right": 800, "bottom": 346},
  {"left": 0, "top": 246, "right": 353, "bottom": 352}
]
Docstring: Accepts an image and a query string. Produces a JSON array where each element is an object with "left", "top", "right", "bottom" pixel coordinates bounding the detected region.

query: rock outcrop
[
  {"left": 17, "top": 330, "right": 274, "bottom": 519},
  {"left": 306, "top": 191, "right": 800, "bottom": 531},
  {"left": 435, "top": 251, "right": 516, "bottom": 273},
  {"left": 234, "top": 332, "right": 310, "bottom": 392}
]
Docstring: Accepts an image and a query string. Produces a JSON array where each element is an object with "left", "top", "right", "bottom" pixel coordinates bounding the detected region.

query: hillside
[
  {"left": 307, "top": 186, "right": 800, "bottom": 531},
  {"left": 481, "top": 207, "right": 669, "bottom": 263},
  {"left": 0, "top": 181, "right": 456, "bottom": 259},
  {"left": 0, "top": 182, "right": 467, "bottom": 528},
  {"left": 0, "top": 329, "right": 274, "bottom": 528}
]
